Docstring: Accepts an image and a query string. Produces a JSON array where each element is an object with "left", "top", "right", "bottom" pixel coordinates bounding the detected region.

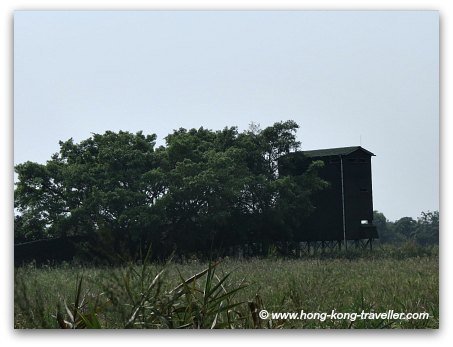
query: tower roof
[{"left": 302, "top": 146, "right": 375, "bottom": 158}]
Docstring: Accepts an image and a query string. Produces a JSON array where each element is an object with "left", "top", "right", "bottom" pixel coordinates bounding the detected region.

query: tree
[
  {"left": 15, "top": 121, "right": 326, "bottom": 261},
  {"left": 373, "top": 210, "right": 439, "bottom": 246},
  {"left": 394, "top": 217, "right": 417, "bottom": 239},
  {"left": 414, "top": 211, "right": 439, "bottom": 245},
  {"left": 15, "top": 131, "right": 164, "bottom": 257}
]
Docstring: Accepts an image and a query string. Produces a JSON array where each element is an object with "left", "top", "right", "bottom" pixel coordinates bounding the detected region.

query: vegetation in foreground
[{"left": 14, "top": 246, "right": 438, "bottom": 329}]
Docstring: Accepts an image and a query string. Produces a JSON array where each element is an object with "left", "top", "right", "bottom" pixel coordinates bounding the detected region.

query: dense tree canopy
[
  {"left": 14, "top": 121, "right": 328, "bottom": 261},
  {"left": 373, "top": 210, "right": 439, "bottom": 245}
]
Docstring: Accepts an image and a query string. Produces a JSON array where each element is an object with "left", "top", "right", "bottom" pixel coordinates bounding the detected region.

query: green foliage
[
  {"left": 15, "top": 121, "right": 327, "bottom": 261},
  {"left": 48, "top": 261, "right": 251, "bottom": 329},
  {"left": 414, "top": 211, "right": 439, "bottom": 245},
  {"left": 56, "top": 275, "right": 107, "bottom": 329},
  {"left": 14, "top": 252, "right": 439, "bottom": 329},
  {"left": 374, "top": 210, "right": 439, "bottom": 246}
]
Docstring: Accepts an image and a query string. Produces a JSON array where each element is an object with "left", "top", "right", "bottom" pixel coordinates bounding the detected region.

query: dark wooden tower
[{"left": 279, "top": 146, "right": 378, "bottom": 248}]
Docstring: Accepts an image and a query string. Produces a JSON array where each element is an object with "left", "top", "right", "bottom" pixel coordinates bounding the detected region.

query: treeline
[
  {"left": 14, "top": 121, "right": 328, "bottom": 262},
  {"left": 374, "top": 210, "right": 439, "bottom": 246}
]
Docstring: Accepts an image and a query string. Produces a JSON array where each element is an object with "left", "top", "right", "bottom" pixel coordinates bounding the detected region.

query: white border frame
[{"left": 2, "top": 1, "right": 449, "bottom": 346}]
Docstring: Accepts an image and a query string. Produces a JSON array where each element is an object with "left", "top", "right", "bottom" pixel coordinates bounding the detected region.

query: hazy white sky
[{"left": 14, "top": 10, "right": 439, "bottom": 221}]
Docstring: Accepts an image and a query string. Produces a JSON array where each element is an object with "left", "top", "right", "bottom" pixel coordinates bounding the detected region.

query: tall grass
[{"left": 14, "top": 249, "right": 438, "bottom": 329}]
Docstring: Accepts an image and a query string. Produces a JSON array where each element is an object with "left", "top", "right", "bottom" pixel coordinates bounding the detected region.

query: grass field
[{"left": 14, "top": 246, "right": 439, "bottom": 329}]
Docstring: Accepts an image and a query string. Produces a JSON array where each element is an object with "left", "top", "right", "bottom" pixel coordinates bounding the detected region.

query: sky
[{"left": 13, "top": 10, "right": 439, "bottom": 222}]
